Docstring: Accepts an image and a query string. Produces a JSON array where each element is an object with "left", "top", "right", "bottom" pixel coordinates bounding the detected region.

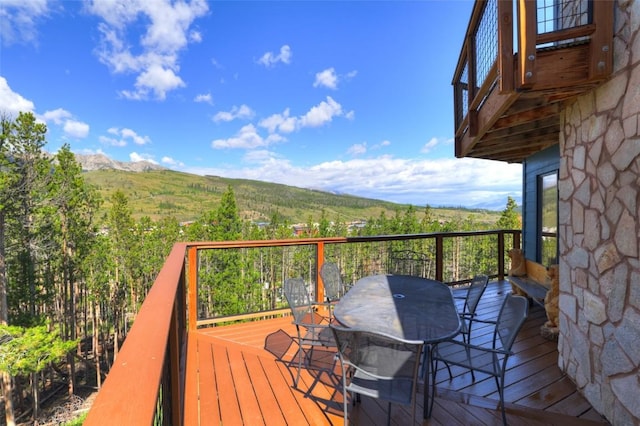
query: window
[{"left": 539, "top": 171, "right": 558, "bottom": 266}]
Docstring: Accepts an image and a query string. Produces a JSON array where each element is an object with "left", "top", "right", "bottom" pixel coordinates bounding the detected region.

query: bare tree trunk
[
  {"left": 1, "top": 372, "right": 16, "bottom": 426},
  {"left": 0, "top": 211, "right": 16, "bottom": 426},
  {"left": 92, "top": 301, "right": 102, "bottom": 388},
  {"left": 31, "top": 372, "right": 39, "bottom": 421}
]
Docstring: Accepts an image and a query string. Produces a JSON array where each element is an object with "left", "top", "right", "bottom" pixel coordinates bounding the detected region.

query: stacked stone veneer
[{"left": 558, "top": 1, "right": 640, "bottom": 424}]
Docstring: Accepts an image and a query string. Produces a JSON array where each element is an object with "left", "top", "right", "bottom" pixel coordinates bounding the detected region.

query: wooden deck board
[
  {"left": 243, "top": 355, "right": 286, "bottom": 426},
  {"left": 211, "top": 342, "right": 244, "bottom": 425},
  {"left": 184, "top": 281, "right": 610, "bottom": 425},
  {"left": 197, "top": 338, "right": 219, "bottom": 424}
]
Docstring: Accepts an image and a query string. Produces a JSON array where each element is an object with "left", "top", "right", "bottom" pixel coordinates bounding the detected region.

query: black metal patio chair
[
  {"left": 331, "top": 324, "right": 424, "bottom": 426},
  {"left": 283, "top": 277, "right": 336, "bottom": 388},
  {"left": 431, "top": 293, "right": 529, "bottom": 425}
]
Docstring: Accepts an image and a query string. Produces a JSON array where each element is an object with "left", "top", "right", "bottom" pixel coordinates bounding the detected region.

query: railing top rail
[{"left": 185, "top": 230, "right": 521, "bottom": 250}]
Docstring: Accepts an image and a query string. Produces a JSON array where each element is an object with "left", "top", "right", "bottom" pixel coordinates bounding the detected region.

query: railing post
[
  {"left": 435, "top": 235, "right": 443, "bottom": 282},
  {"left": 498, "top": 231, "right": 505, "bottom": 280},
  {"left": 316, "top": 241, "right": 325, "bottom": 305},
  {"left": 188, "top": 246, "right": 198, "bottom": 332},
  {"left": 513, "top": 231, "right": 522, "bottom": 248}
]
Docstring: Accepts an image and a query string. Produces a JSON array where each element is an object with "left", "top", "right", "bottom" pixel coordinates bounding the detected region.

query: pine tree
[
  {"left": 497, "top": 196, "right": 521, "bottom": 229},
  {"left": 0, "top": 112, "right": 50, "bottom": 426},
  {"left": 50, "top": 145, "right": 101, "bottom": 395}
]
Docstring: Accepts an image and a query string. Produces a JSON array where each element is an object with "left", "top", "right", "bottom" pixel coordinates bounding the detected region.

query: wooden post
[
  {"left": 498, "top": 0, "right": 514, "bottom": 94},
  {"left": 188, "top": 246, "right": 198, "bottom": 331},
  {"left": 517, "top": 0, "right": 537, "bottom": 88},
  {"left": 435, "top": 235, "right": 443, "bottom": 282},
  {"left": 316, "top": 241, "right": 325, "bottom": 305},
  {"left": 498, "top": 231, "right": 505, "bottom": 280},
  {"left": 589, "top": 0, "right": 614, "bottom": 80}
]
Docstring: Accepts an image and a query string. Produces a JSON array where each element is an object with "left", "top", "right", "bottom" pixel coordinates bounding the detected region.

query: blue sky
[{"left": 0, "top": 0, "right": 522, "bottom": 210}]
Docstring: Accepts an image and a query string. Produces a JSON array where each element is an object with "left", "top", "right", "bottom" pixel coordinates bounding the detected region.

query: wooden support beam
[
  {"left": 517, "top": 0, "right": 537, "bottom": 88},
  {"left": 498, "top": 0, "right": 514, "bottom": 93},
  {"left": 589, "top": 0, "right": 614, "bottom": 80}
]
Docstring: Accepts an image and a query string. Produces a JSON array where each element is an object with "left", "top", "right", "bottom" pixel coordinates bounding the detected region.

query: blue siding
[{"left": 522, "top": 144, "right": 559, "bottom": 261}]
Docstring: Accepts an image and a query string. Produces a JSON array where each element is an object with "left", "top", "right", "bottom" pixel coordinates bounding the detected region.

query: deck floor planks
[
  {"left": 265, "top": 357, "right": 316, "bottom": 425},
  {"left": 195, "top": 338, "right": 220, "bottom": 424},
  {"left": 182, "top": 332, "right": 202, "bottom": 426},
  {"left": 211, "top": 342, "right": 244, "bottom": 424},
  {"left": 183, "top": 280, "right": 610, "bottom": 425},
  {"left": 515, "top": 374, "right": 582, "bottom": 410},
  {"left": 242, "top": 354, "right": 287, "bottom": 426},
  {"left": 225, "top": 344, "right": 266, "bottom": 426}
]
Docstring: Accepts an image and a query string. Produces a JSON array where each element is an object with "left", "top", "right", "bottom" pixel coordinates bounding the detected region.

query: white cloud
[
  {"left": 100, "top": 127, "right": 150, "bottom": 146},
  {"left": 194, "top": 93, "right": 213, "bottom": 104},
  {"left": 87, "top": 0, "right": 209, "bottom": 100},
  {"left": 162, "top": 156, "right": 184, "bottom": 167},
  {"left": 421, "top": 137, "right": 439, "bottom": 154},
  {"left": 313, "top": 68, "right": 357, "bottom": 90},
  {"left": 313, "top": 68, "right": 338, "bottom": 89},
  {"left": 0, "top": 0, "right": 50, "bottom": 46},
  {"left": 0, "top": 77, "right": 35, "bottom": 115},
  {"left": 184, "top": 156, "right": 522, "bottom": 209},
  {"left": 130, "top": 152, "right": 158, "bottom": 164},
  {"left": 212, "top": 104, "right": 254, "bottom": 123},
  {"left": 347, "top": 143, "right": 367, "bottom": 156},
  {"left": 99, "top": 135, "right": 127, "bottom": 147},
  {"left": 42, "top": 108, "right": 72, "bottom": 125},
  {"left": 63, "top": 120, "right": 90, "bottom": 139},
  {"left": 258, "top": 108, "right": 296, "bottom": 134},
  {"left": 211, "top": 124, "right": 267, "bottom": 149},
  {"left": 299, "top": 96, "right": 343, "bottom": 127},
  {"left": 260, "top": 97, "right": 348, "bottom": 132},
  {"left": 375, "top": 140, "right": 391, "bottom": 149},
  {"left": 257, "top": 45, "right": 292, "bottom": 67},
  {"left": 211, "top": 97, "right": 352, "bottom": 148},
  {"left": 40, "top": 108, "right": 89, "bottom": 139},
  {"left": 189, "top": 30, "right": 202, "bottom": 43}
]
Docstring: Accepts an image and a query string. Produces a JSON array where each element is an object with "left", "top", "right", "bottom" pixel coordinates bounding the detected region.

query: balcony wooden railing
[
  {"left": 84, "top": 230, "right": 520, "bottom": 425},
  {"left": 453, "top": 0, "right": 613, "bottom": 163}
]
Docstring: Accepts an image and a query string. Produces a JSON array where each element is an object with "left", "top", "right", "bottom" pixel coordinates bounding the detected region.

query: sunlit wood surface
[{"left": 184, "top": 281, "right": 610, "bottom": 425}]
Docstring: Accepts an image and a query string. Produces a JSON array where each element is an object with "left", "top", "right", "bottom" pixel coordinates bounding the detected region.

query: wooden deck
[{"left": 184, "top": 281, "right": 610, "bottom": 425}]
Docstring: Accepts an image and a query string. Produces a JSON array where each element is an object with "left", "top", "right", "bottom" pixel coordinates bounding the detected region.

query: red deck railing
[{"left": 84, "top": 230, "right": 520, "bottom": 425}]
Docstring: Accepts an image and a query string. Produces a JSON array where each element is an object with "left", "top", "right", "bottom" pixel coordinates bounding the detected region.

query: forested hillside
[{"left": 82, "top": 168, "right": 504, "bottom": 227}]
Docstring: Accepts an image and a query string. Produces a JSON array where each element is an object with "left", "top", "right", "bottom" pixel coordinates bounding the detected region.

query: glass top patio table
[{"left": 332, "top": 274, "right": 461, "bottom": 418}]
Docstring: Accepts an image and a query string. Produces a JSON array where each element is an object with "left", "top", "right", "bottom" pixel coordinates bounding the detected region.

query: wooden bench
[{"left": 507, "top": 259, "right": 549, "bottom": 307}]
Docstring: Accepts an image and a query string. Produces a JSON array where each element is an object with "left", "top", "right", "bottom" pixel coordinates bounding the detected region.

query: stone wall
[{"left": 558, "top": 1, "right": 640, "bottom": 424}]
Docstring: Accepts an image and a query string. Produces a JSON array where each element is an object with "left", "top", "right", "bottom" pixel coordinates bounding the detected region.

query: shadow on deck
[{"left": 184, "top": 281, "right": 609, "bottom": 425}]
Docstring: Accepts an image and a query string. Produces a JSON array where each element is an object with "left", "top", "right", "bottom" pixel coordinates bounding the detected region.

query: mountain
[
  {"left": 76, "top": 153, "right": 166, "bottom": 172},
  {"left": 80, "top": 156, "right": 502, "bottom": 226}
]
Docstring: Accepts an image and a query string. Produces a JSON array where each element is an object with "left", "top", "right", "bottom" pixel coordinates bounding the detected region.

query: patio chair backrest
[
  {"left": 319, "top": 262, "right": 343, "bottom": 302},
  {"left": 283, "top": 277, "right": 314, "bottom": 324},
  {"left": 465, "top": 274, "right": 489, "bottom": 315},
  {"left": 331, "top": 326, "right": 423, "bottom": 380},
  {"left": 495, "top": 292, "right": 529, "bottom": 351}
]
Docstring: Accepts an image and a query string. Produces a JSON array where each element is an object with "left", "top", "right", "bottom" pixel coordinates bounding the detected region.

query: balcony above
[{"left": 453, "top": 0, "right": 614, "bottom": 163}]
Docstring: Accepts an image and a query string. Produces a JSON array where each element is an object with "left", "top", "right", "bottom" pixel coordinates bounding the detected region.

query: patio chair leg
[
  {"left": 498, "top": 374, "right": 507, "bottom": 425},
  {"left": 386, "top": 401, "right": 391, "bottom": 426}
]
